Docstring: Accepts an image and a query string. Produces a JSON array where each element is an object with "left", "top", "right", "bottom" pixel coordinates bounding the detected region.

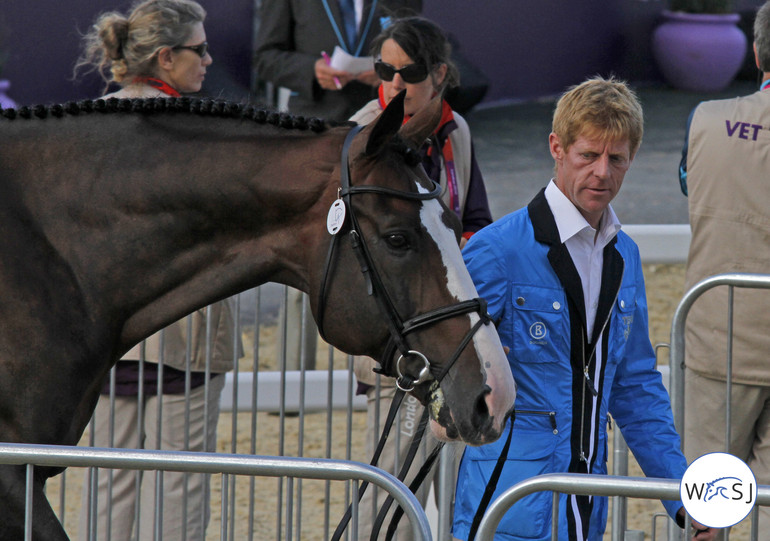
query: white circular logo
[
  {"left": 680, "top": 452, "right": 756, "bottom": 528},
  {"left": 529, "top": 321, "right": 547, "bottom": 340}
]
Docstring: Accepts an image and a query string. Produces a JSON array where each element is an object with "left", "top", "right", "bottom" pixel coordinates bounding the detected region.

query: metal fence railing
[
  {"left": 14, "top": 271, "right": 769, "bottom": 540},
  {"left": 475, "top": 473, "right": 770, "bottom": 541},
  {"left": 0, "top": 442, "right": 431, "bottom": 541},
  {"left": 666, "top": 272, "right": 770, "bottom": 540},
  {"left": 669, "top": 273, "right": 770, "bottom": 440}
]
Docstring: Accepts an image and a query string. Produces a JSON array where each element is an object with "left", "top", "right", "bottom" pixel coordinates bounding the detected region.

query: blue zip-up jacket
[{"left": 453, "top": 189, "right": 686, "bottom": 541}]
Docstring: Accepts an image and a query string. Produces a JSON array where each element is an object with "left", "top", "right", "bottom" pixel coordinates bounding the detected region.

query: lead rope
[
  {"left": 376, "top": 412, "right": 443, "bottom": 540},
  {"left": 467, "top": 411, "right": 515, "bottom": 541},
  {"left": 330, "top": 387, "right": 407, "bottom": 541}
]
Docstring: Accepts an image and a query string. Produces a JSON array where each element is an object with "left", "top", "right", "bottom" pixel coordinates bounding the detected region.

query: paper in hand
[{"left": 329, "top": 46, "right": 375, "bottom": 74}]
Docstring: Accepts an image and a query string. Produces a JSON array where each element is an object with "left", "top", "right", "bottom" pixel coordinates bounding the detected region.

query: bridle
[
  {"left": 321, "top": 125, "right": 515, "bottom": 541},
  {"left": 315, "top": 124, "right": 492, "bottom": 393}
]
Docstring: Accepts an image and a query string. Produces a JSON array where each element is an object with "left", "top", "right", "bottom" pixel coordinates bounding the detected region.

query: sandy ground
[{"left": 43, "top": 263, "right": 755, "bottom": 540}]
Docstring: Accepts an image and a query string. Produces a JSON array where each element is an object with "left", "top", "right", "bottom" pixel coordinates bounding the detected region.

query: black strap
[
  {"left": 316, "top": 125, "right": 363, "bottom": 342},
  {"left": 330, "top": 387, "right": 407, "bottom": 541},
  {"left": 382, "top": 440, "right": 444, "bottom": 541},
  {"left": 468, "top": 412, "right": 515, "bottom": 541},
  {"left": 369, "top": 408, "right": 433, "bottom": 540}
]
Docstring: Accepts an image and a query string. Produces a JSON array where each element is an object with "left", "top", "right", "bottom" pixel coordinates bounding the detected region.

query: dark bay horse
[{"left": 0, "top": 93, "right": 515, "bottom": 539}]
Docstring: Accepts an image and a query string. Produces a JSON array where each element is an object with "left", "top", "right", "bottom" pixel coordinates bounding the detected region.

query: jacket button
[
  {"left": 553, "top": 301, "right": 561, "bottom": 310},
  {"left": 516, "top": 297, "right": 525, "bottom": 306},
  {"left": 620, "top": 300, "right": 626, "bottom": 309}
]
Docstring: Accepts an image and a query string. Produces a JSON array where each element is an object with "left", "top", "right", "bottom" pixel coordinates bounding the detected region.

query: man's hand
[
  {"left": 676, "top": 508, "right": 717, "bottom": 541},
  {"left": 314, "top": 58, "right": 353, "bottom": 90}
]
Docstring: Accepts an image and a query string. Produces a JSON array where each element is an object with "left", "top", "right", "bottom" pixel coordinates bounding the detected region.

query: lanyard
[
  {"left": 761, "top": 79, "right": 770, "bottom": 91},
  {"left": 320, "top": 0, "right": 377, "bottom": 56},
  {"left": 132, "top": 77, "right": 181, "bottom": 97}
]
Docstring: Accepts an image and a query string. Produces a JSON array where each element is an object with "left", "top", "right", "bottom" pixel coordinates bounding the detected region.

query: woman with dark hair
[
  {"left": 75, "top": 2, "right": 239, "bottom": 540},
  {"left": 350, "top": 16, "right": 490, "bottom": 237},
  {"left": 351, "top": 16, "right": 492, "bottom": 540}
]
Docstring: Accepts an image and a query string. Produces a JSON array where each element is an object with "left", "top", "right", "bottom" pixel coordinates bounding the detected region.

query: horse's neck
[{"left": 6, "top": 112, "right": 344, "bottom": 351}]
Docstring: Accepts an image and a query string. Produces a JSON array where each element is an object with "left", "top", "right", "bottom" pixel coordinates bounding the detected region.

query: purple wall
[
  {"left": 422, "top": 0, "right": 764, "bottom": 104},
  {"left": 0, "top": 0, "right": 253, "bottom": 106},
  {"left": 0, "top": 1, "right": 765, "bottom": 108},
  {"left": 423, "top": 0, "right": 624, "bottom": 103}
]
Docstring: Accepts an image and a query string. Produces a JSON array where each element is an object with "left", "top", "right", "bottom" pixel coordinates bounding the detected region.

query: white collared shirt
[
  {"left": 544, "top": 180, "right": 621, "bottom": 338},
  {"left": 354, "top": 0, "right": 363, "bottom": 27}
]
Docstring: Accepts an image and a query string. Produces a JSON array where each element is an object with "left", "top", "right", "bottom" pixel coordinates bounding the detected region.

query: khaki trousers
[
  {"left": 357, "top": 383, "right": 463, "bottom": 541},
  {"left": 279, "top": 287, "right": 317, "bottom": 371},
  {"left": 78, "top": 374, "right": 225, "bottom": 541},
  {"left": 684, "top": 368, "right": 770, "bottom": 539}
]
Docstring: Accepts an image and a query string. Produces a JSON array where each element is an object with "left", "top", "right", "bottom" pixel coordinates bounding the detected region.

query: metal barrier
[
  {"left": 475, "top": 473, "right": 770, "bottom": 540},
  {"left": 10, "top": 282, "right": 443, "bottom": 539},
  {"left": 0, "top": 442, "right": 431, "bottom": 541},
  {"left": 669, "top": 273, "right": 770, "bottom": 439},
  {"left": 667, "top": 272, "right": 770, "bottom": 540}
]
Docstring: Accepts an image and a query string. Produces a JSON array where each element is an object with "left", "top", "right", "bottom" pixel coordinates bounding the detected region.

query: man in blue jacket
[{"left": 452, "top": 77, "right": 714, "bottom": 541}]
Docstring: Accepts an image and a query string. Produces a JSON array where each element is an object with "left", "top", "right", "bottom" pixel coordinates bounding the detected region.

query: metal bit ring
[{"left": 395, "top": 350, "right": 431, "bottom": 392}]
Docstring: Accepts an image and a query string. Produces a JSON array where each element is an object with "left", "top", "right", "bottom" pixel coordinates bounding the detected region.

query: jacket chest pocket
[{"left": 510, "top": 284, "right": 569, "bottom": 364}]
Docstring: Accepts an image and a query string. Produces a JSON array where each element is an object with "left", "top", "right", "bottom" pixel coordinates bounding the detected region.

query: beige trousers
[
  {"left": 684, "top": 368, "right": 770, "bottom": 539},
  {"left": 357, "top": 383, "right": 463, "bottom": 541},
  {"left": 78, "top": 374, "right": 225, "bottom": 541},
  {"left": 279, "top": 287, "right": 317, "bottom": 371}
]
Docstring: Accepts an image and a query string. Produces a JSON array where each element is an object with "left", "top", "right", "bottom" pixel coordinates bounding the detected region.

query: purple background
[{"left": 0, "top": 1, "right": 765, "bottom": 107}]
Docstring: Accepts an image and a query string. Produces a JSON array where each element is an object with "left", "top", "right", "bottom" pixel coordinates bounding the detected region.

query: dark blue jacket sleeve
[{"left": 679, "top": 105, "right": 698, "bottom": 196}]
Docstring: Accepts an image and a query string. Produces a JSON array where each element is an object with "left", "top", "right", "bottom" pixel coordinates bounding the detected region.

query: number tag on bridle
[{"left": 326, "top": 199, "right": 346, "bottom": 235}]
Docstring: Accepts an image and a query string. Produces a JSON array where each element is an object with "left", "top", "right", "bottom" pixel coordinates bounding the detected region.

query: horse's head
[{"left": 312, "top": 91, "right": 515, "bottom": 446}]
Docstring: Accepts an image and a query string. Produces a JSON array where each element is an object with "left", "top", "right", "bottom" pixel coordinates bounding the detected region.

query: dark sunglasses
[
  {"left": 374, "top": 61, "right": 429, "bottom": 84},
  {"left": 173, "top": 41, "right": 208, "bottom": 58}
]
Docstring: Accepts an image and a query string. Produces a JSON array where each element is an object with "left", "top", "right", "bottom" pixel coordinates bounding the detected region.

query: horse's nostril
[{"left": 473, "top": 385, "right": 492, "bottom": 424}]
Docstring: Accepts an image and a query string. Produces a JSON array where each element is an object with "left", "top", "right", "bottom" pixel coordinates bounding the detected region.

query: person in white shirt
[{"left": 453, "top": 76, "right": 714, "bottom": 541}]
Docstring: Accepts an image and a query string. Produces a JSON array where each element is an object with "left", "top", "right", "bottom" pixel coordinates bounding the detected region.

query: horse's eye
[{"left": 385, "top": 233, "right": 409, "bottom": 250}]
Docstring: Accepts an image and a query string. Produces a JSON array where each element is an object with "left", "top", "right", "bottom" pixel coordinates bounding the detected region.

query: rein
[{"left": 321, "top": 125, "right": 497, "bottom": 540}]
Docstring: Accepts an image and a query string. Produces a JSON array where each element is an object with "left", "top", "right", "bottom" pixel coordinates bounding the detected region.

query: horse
[{"left": 0, "top": 91, "right": 515, "bottom": 539}]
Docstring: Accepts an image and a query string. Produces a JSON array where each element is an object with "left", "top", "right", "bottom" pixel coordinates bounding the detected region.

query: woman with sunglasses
[
  {"left": 76, "top": 0, "right": 212, "bottom": 99},
  {"left": 350, "top": 16, "right": 492, "bottom": 541},
  {"left": 75, "top": 2, "right": 238, "bottom": 540}
]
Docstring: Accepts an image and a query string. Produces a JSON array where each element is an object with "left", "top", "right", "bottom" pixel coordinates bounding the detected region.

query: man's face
[{"left": 549, "top": 130, "right": 633, "bottom": 229}]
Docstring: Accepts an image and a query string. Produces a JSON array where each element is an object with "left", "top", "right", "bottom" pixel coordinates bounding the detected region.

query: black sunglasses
[
  {"left": 173, "top": 41, "right": 208, "bottom": 58},
  {"left": 374, "top": 61, "right": 429, "bottom": 84}
]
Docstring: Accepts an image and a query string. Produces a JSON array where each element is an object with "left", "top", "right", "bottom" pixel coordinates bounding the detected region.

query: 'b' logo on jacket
[{"left": 529, "top": 321, "right": 547, "bottom": 345}]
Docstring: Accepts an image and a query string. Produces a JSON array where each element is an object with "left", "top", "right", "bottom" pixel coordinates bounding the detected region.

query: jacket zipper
[
  {"left": 515, "top": 409, "right": 558, "bottom": 434},
  {"left": 579, "top": 263, "right": 625, "bottom": 465}
]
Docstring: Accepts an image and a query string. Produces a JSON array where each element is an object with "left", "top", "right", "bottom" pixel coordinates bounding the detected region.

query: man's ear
[
  {"left": 157, "top": 47, "right": 174, "bottom": 71},
  {"left": 548, "top": 132, "right": 562, "bottom": 161},
  {"left": 755, "top": 42, "right": 761, "bottom": 69}
]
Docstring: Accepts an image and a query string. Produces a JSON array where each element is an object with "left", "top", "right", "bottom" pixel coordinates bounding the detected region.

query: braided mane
[
  {"left": 0, "top": 96, "right": 424, "bottom": 165},
  {"left": 0, "top": 96, "right": 347, "bottom": 133}
]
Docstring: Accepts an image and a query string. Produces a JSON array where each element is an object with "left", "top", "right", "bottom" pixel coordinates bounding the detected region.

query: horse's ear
[
  {"left": 398, "top": 94, "right": 442, "bottom": 149},
  {"left": 364, "top": 90, "right": 406, "bottom": 156}
]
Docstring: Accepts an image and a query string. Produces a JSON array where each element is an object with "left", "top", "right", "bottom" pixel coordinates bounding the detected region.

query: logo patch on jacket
[
  {"left": 622, "top": 315, "right": 633, "bottom": 340},
  {"left": 529, "top": 321, "right": 548, "bottom": 345}
]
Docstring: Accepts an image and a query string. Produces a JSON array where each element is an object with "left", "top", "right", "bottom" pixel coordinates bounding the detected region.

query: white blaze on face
[{"left": 418, "top": 188, "right": 516, "bottom": 439}]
